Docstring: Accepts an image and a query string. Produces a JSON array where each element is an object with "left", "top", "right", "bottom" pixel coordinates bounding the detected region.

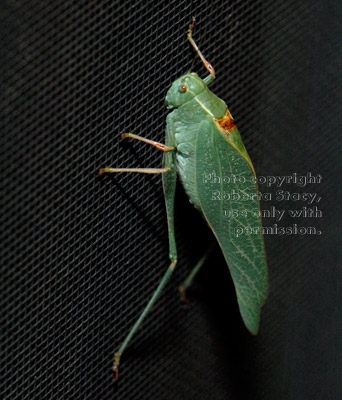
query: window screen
[{"left": 1, "top": 1, "right": 341, "bottom": 399}]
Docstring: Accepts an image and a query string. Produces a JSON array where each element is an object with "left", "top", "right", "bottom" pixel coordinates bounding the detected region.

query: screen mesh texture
[{"left": 1, "top": 1, "right": 341, "bottom": 399}]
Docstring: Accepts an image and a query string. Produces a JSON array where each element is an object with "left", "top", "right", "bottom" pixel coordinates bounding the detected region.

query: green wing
[{"left": 195, "top": 119, "right": 268, "bottom": 334}]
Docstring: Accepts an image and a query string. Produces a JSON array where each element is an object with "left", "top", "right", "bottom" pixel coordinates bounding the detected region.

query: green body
[
  {"left": 163, "top": 73, "right": 268, "bottom": 334},
  {"left": 102, "top": 31, "right": 270, "bottom": 378}
]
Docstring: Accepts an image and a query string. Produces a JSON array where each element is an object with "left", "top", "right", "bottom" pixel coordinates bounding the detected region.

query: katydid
[{"left": 99, "top": 17, "right": 269, "bottom": 381}]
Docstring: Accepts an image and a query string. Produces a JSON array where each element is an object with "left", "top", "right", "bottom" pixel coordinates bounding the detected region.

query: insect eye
[{"left": 179, "top": 84, "right": 187, "bottom": 93}]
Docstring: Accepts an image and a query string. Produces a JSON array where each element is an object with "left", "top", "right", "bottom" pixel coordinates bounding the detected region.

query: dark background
[{"left": 1, "top": 1, "right": 341, "bottom": 399}]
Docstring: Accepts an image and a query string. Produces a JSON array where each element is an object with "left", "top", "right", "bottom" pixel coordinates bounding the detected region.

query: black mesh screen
[{"left": 1, "top": 1, "right": 341, "bottom": 399}]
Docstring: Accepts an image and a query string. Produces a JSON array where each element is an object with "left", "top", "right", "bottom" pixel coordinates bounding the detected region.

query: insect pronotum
[{"left": 99, "top": 18, "right": 269, "bottom": 381}]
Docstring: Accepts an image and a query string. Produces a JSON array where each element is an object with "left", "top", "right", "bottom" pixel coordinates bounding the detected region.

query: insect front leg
[
  {"left": 98, "top": 132, "right": 175, "bottom": 175},
  {"left": 112, "top": 116, "right": 178, "bottom": 381},
  {"left": 121, "top": 132, "right": 175, "bottom": 152},
  {"left": 187, "top": 17, "right": 216, "bottom": 84}
]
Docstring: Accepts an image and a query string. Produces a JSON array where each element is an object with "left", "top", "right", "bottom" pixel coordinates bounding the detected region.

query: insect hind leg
[
  {"left": 179, "top": 244, "right": 215, "bottom": 304},
  {"left": 113, "top": 259, "right": 177, "bottom": 381}
]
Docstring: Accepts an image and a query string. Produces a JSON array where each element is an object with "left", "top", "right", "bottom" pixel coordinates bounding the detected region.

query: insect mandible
[{"left": 99, "top": 18, "right": 269, "bottom": 381}]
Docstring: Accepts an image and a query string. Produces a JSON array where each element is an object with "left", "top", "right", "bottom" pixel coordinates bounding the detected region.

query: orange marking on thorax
[{"left": 217, "top": 110, "right": 237, "bottom": 134}]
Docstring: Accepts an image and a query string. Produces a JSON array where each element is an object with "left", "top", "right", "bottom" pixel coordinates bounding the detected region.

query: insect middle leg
[
  {"left": 98, "top": 167, "right": 170, "bottom": 175},
  {"left": 98, "top": 133, "right": 175, "bottom": 176},
  {"left": 112, "top": 165, "right": 177, "bottom": 381},
  {"left": 104, "top": 128, "right": 178, "bottom": 381}
]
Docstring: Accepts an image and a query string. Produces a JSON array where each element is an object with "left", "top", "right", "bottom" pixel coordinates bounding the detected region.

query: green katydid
[{"left": 99, "top": 17, "right": 269, "bottom": 381}]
